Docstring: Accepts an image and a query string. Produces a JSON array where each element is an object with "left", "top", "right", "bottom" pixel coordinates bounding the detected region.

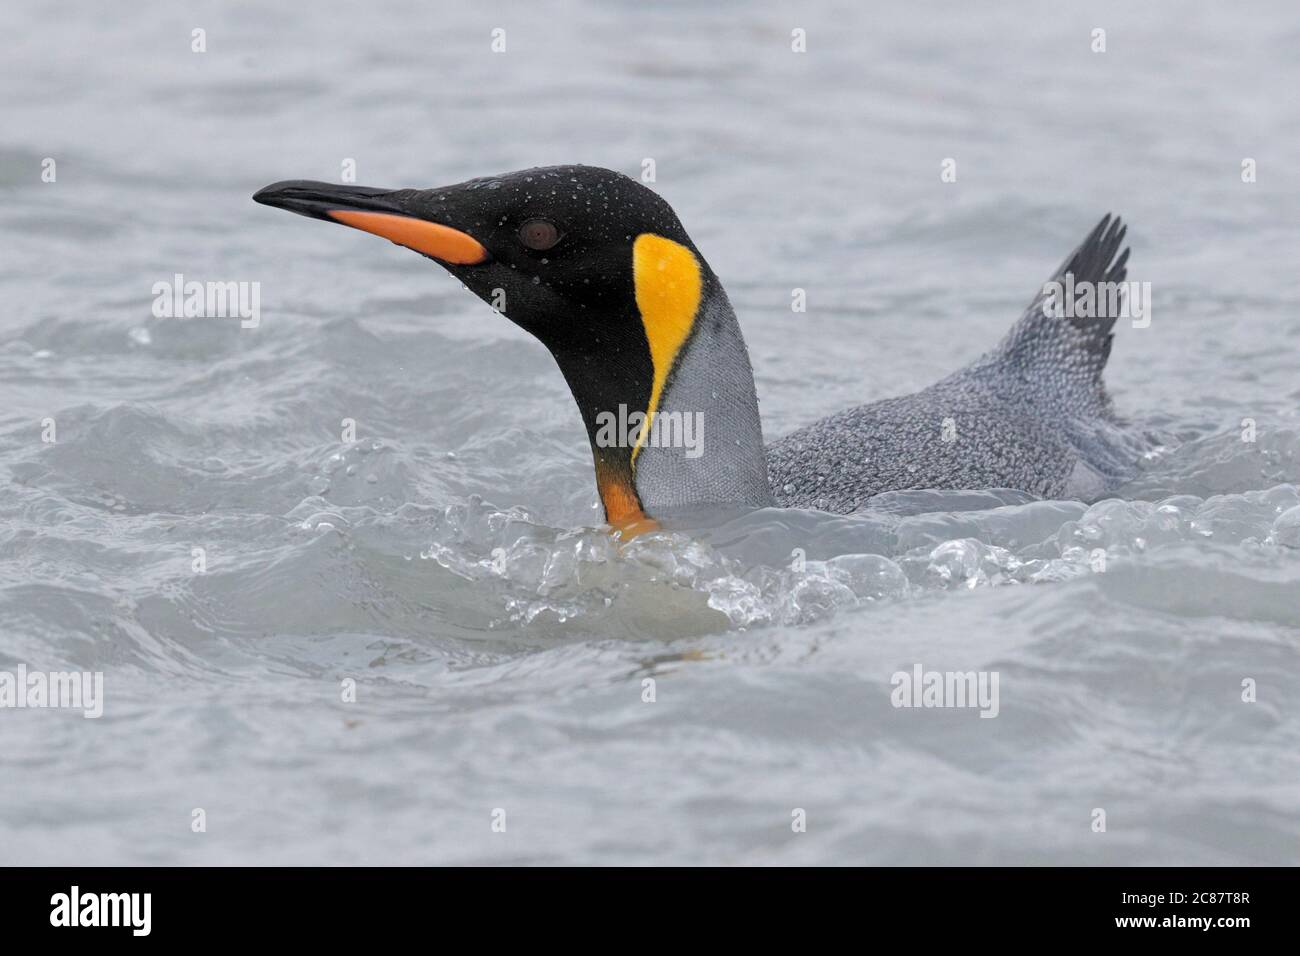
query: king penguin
[{"left": 254, "top": 165, "right": 1145, "bottom": 530}]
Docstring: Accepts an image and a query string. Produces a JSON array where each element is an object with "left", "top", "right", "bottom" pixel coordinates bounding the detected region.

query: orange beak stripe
[{"left": 326, "top": 210, "right": 488, "bottom": 265}]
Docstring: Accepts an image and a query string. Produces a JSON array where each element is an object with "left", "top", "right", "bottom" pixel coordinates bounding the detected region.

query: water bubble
[{"left": 1271, "top": 505, "right": 1300, "bottom": 548}]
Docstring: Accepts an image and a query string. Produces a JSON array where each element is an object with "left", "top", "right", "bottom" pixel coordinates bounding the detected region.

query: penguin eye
[{"left": 518, "top": 219, "right": 561, "bottom": 251}]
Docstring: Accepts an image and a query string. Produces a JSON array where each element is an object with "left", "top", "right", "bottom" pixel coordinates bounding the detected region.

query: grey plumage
[
  {"left": 635, "top": 282, "right": 775, "bottom": 511},
  {"left": 765, "top": 215, "right": 1149, "bottom": 513}
]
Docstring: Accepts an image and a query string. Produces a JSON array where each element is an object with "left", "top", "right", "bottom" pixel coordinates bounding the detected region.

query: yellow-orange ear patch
[{"left": 631, "top": 234, "right": 702, "bottom": 462}]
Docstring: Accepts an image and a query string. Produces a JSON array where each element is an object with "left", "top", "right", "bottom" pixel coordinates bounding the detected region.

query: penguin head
[
  {"left": 254, "top": 165, "right": 696, "bottom": 340},
  {"left": 255, "top": 165, "right": 748, "bottom": 531}
]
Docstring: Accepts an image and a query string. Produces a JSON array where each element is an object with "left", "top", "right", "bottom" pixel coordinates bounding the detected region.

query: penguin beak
[{"left": 252, "top": 180, "right": 489, "bottom": 265}]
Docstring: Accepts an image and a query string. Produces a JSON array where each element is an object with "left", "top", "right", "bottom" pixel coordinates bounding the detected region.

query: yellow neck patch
[{"left": 631, "top": 233, "right": 702, "bottom": 463}]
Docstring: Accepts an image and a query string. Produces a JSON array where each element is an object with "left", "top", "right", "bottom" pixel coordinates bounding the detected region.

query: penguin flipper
[{"left": 990, "top": 214, "right": 1131, "bottom": 417}]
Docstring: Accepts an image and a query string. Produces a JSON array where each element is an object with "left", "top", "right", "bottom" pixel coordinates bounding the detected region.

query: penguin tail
[{"left": 991, "top": 214, "right": 1131, "bottom": 417}]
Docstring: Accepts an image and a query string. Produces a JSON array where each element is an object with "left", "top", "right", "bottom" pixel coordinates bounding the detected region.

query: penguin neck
[
  {"left": 622, "top": 282, "right": 773, "bottom": 522},
  {"left": 550, "top": 281, "right": 773, "bottom": 529}
]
